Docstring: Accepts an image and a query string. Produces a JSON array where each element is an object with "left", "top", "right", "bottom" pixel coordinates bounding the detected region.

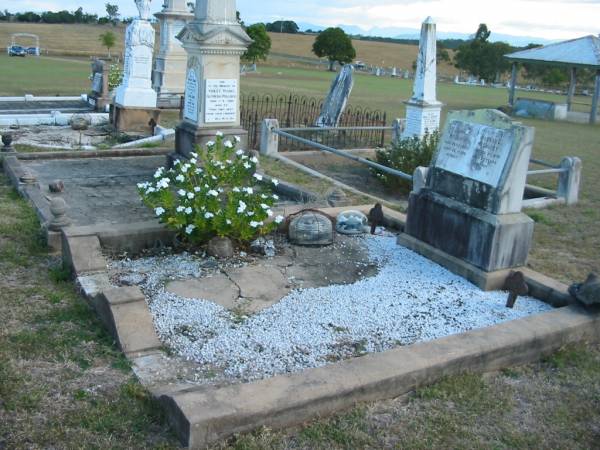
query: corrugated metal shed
[{"left": 505, "top": 35, "right": 600, "bottom": 69}]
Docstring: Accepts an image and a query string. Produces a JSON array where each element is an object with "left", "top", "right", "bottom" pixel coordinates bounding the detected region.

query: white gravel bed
[{"left": 110, "top": 236, "right": 553, "bottom": 383}]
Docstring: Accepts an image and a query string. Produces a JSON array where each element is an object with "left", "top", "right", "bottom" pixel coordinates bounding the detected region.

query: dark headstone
[{"left": 316, "top": 65, "right": 354, "bottom": 127}]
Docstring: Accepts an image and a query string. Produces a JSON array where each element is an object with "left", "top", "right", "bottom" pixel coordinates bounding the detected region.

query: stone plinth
[
  {"left": 153, "top": 0, "right": 193, "bottom": 106},
  {"left": 174, "top": 0, "right": 252, "bottom": 158},
  {"left": 113, "top": 105, "right": 161, "bottom": 135},
  {"left": 405, "top": 109, "right": 535, "bottom": 273},
  {"left": 115, "top": 19, "right": 157, "bottom": 109}
]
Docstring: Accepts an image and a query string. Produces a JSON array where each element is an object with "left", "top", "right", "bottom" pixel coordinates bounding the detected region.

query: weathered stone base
[
  {"left": 406, "top": 190, "right": 534, "bottom": 272},
  {"left": 175, "top": 121, "right": 248, "bottom": 159},
  {"left": 112, "top": 105, "right": 161, "bottom": 135}
]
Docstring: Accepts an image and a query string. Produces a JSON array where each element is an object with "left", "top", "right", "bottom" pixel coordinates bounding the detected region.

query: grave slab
[{"left": 166, "top": 275, "right": 239, "bottom": 309}]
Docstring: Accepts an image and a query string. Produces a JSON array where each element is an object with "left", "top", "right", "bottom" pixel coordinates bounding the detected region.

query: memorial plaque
[
  {"left": 91, "top": 73, "right": 103, "bottom": 94},
  {"left": 435, "top": 120, "right": 513, "bottom": 188},
  {"left": 184, "top": 69, "right": 199, "bottom": 122},
  {"left": 205, "top": 79, "right": 238, "bottom": 123}
]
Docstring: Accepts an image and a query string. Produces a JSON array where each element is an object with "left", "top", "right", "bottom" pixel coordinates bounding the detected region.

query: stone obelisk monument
[
  {"left": 153, "top": 0, "right": 194, "bottom": 107},
  {"left": 175, "top": 0, "right": 252, "bottom": 158},
  {"left": 113, "top": 0, "right": 160, "bottom": 134},
  {"left": 402, "top": 17, "right": 442, "bottom": 139}
]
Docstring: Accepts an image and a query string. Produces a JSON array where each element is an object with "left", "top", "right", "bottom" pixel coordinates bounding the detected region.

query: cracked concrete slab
[{"left": 166, "top": 274, "right": 239, "bottom": 310}]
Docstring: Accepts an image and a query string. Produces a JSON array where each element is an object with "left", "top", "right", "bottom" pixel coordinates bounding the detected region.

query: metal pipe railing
[
  {"left": 274, "top": 129, "right": 412, "bottom": 181},
  {"left": 280, "top": 126, "right": 394, "bottom": 132},
  {"left": 527, "top": 168, "right": 567, "bottom": 176}
]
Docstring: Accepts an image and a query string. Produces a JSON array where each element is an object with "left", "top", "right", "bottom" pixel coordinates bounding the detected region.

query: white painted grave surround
[
  {"left": 115, "top": 1, "right": 157, "bottom": 108},
  {"left": 402, "top": 17, "right": 442, "bottom": 139}
]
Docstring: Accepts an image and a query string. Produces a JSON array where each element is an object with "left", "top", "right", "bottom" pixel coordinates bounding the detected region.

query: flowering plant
[{"left": 138, "top": 133, "right": 283, "bottom": 244}]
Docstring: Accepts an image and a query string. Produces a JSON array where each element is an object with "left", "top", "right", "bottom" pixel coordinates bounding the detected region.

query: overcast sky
[{"left": 4, "top": 0, "right": 600, "bottom": 40}]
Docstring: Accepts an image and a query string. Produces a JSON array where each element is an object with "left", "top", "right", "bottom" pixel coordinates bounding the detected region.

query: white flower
[
  {"left": 194, "top": 186, "right": 201, "bottom": 193},
  {"left": 233, "top": 187, "right": 241, "bottom": 193},
  {"left": 176, "top": 206, "right": 185, "bottom": 213},
  {"left": 274, "top": 215, "right": 284, "bottom": 224},
  {"left": 234, "top": 136, "right": 241, "bottom": 143},
  {"left": 266, "top": 209, "right": 273, "bottom": 217},
  {"left": 272, "top": 194, "right": 279, "bottom": 200},
  {"left": 237, "top": 201, "right": 247, "bottom": 213},
  {"left": 236, "top": 149, "right": 244, "bottom": 156},
  {"left": 218, "top": 188, "right": 224, "bottom": 193},
  {"left": 181, "top": 164, "right": 190, "bottom": 173},
  {"left": 253, "top": 173, "right": 263, "bottom": 181},
  {"left": 185, "top": 207, "right": 193, "bottom": 215},
  {"left": 154, "top": 167, "right": 164, "bottom": 178},
  {"left": 246, "top": 211, "right": 254, "bottom": 217},
  {"left": 226, "top": 160, "right": 233, "bottom": 165},
  {"left": 241, "top": 155, "right": 248, "bottom": 160},
  {"left": 137, "top": 182, "right": 149, "bottom": 189},
  {"left": 211, "top": 175, "right": 217, "bottom": 181},
  {"left": 224, "top": 140, "right": 233, "bottom": 148},
  {"left": 272, "top": 178, "right": 279, "bottom": 186},
  {"left": 185, "top": 224, "right": 196, "bottom": 235},
  {"left": 204, "top": 212, "right": 214, "bottom": 219},
  {"left": 216, "top": 131, "right": 224, "bottom": 137},
  {"left": 157, "top": 178, "right": 170, "bottom": 189},
  {"left": 250, "top": 221, "right": 260, "bottom": 228},
  {"left": 243, "top": 162, "right": 251, "bottom": 169},
  {"left": 261, "top": 194, "right": 268, "bottom": 199},
  {"left": 187, "top": 192, "right": 195, "bottom": 200},
  {"left": 260, "top": 203, "right": 269, "bottom": 210},
  {"left": 250, "top": 156, "right": 259, "bottom": 164},
  {"left": 207, "top": 190, "right": 218, "bottom": 197},
  {"left": 244, "top": 187, "right": 253, "bottom": 195},
  {"left": 155, "top": 207, "right": 165, "bottom": 216},
  {"left": 190, "top": 158, "right": 197, "bottom": 165},
  {"left": 226, "top": 219, "right": 232, "bottom": 225},
  {"left": 173, "top": 159, "right": 181, "bottom": 166},
  {"left": 206, "top": 140, "right": 215, "bottom": 147},
  {"left": 178, "top": 189, "right": 186, "bottom": 197},
  {"left": 195, "top": 168, "right": 203, "bottom": 174},
  {"left": 190, "top": 152, "right": 198, "bottom": 158},
  {"left": 145, "top": 187, "right": 156, "bottom": 194},
  {"left": 176, "top": 174, "right": 185, "bottom": 182}
]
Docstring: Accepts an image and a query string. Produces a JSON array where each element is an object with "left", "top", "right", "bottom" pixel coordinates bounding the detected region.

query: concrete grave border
[
  {"left": 55, "top": 206, "right": 598, "bottom": 448},
  {"left": 3, "top": 151, "right": 599, "bottom": 448}
]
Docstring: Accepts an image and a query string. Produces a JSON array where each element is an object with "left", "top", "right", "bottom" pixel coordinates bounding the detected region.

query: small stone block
[
  {"left": 101, "top": 287, "right": 161, "bottom": 355},
  {"left": 62, "top": 234, "right": 107, "bottom": 275}
]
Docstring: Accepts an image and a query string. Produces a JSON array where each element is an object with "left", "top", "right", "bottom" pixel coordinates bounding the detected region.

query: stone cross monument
[
  {"left": 153, "top": 0, "right": 194, "bottom": 107},
  {"left": 402, "top": 17, "right": 442, "bottom": 139},
  {"left": 113, "top": 0, "right": 160, "bottom": 133},
  {"left": 175, "top": 0, "right": 252, "bottom": 158}
]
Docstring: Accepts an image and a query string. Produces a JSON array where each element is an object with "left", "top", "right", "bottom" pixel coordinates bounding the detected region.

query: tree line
[{"left": 1, "top": 4, "right": 125, "bottom": 25}]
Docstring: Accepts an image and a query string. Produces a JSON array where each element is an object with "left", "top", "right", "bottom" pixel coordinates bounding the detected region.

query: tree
[
  {"left": 312, "top": 27, "right": 356, "bottom": 71},
  {"left": 105, "top": 3, "right": 119, "bottom": 25},
  {"left": 99, "top": 31, "right": 117, "bottom": 58},
  {"left": 454, "top": 24, "right": 513, "bottom": 82},
  {"left": 243, "top": 23, "right": 271, "bottom": 63},
  {"left": 266, "top": 20, "right": 299, "bottom": 34}
]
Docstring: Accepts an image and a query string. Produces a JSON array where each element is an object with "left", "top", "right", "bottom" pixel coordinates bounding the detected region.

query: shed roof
[{"left": 505, "top": 35, "right": 600, "bottom": 69}]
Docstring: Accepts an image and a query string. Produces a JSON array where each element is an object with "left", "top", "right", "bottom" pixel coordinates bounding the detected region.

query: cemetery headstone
[
  {"left": 315, "top": 64, "right": 354, "bottom": 127},
  {"left": 403, "top": 109, "right": 535, "bottom": 278},
  {"left": 113, "top": 0, "right": 160, "bottom": 134},
  {"left": 153, "top": 0, "right": 194, "bottom": 107},
  {"left": 89, "top": 59, "right": 111, "bottom": 112},
  {"left": 175, "top": 0, "right": 252, "bottom": 158},
  {"left": 402, "top": 17, "right": 442, "bottom": 139}
]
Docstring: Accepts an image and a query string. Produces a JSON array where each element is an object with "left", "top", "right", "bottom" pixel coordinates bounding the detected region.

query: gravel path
[{"left": 110, "top": 236, "right": 553, "bottom": 382}]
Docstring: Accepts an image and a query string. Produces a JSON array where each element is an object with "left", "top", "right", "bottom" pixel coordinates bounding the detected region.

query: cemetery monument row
[
  {"left": 401, "top": 109, "right": 535, "bottom": 288},
  {"left": 174, "top": 0, "right": 252, "bottom": 159}
]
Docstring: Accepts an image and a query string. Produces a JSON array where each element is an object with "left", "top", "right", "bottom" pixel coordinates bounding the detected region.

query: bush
[
  {"left": 108, "top": 64, "right": 123, "bottom": 90},
  {"left": 138, "top": 134, "right": 283, "bottom": 245},
  {"left": 373, "top": 131, "right": 439, "bottom": 192}
]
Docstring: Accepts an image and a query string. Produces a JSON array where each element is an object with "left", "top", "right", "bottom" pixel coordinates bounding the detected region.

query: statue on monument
[{"left": 135, "top": 0, "right": 153, "bottom": 21}]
